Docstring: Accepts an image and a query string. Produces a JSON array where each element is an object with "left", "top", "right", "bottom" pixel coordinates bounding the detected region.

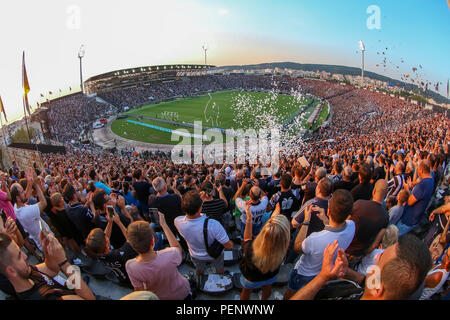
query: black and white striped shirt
[{"left": 387, "top": 174, "right": 405, "bottom": 198}]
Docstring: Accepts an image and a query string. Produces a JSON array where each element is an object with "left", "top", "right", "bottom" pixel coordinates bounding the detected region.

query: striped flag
[
  {"left": 22, "top": 51, "right": 31, "bottom": 116},
  {"left": 0, "top": 95, "right": 7, "bottom": 122}
]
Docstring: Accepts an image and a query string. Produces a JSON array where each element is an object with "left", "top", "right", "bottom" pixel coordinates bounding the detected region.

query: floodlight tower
[
  {"left": 202, "top": 44, "right": 208, "bottom": 65},
  {"left": 78, "top": 45, "right": 86, "bottom": 94},
  {"left": 359, "top": 40, "right": 365, "bottom": 87}
]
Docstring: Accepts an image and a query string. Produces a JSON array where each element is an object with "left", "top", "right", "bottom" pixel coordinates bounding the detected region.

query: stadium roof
[{"left": 85, "top": 64, "right": 215, "bottom": 82}]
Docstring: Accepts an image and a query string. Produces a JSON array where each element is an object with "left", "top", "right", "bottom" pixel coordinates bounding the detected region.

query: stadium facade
[{"left": 84, "top": 64, "right": 215, "bottom": 94}]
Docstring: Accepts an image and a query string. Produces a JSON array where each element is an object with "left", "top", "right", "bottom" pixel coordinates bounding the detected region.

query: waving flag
[{"left": 22, "top": 52, "right": 31, "bottom": 116}]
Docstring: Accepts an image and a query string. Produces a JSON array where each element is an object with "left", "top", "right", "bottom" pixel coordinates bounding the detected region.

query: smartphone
[
  {"left": 39, "top": 219, "right": 49, "bottom": 237},
  {"left": 107, "top": 206, "right": 115, "bottom": 218},
  {"left": 149, "top": 208, "right": 159, "bottom": 225}
]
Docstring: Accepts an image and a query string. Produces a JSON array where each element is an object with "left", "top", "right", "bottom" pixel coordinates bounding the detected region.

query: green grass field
[{"left": 110, "top": 90, "right": 326, "bottom": 145}]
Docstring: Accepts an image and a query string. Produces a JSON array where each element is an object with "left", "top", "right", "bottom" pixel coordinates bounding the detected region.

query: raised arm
[
  {"left": 37, "top": 233, "right": 95, "bottom": 300},
  {"left": 293, "top": 204, "right": 312, "bottom": 253},
  {"left": 34, "top": 175, "right": 47, "bottom": 213},
  {"left": 243, "top": 203, "right": 253, "bottom": 243},
  {"left": 217, "top": 185, "right": 228, "bottom": 208},
  {"left": 234, "top": 178, "right": 248, "bottom": 200},
  {"left": 158, "top": 211, "right": 181, "bottom": 253}
]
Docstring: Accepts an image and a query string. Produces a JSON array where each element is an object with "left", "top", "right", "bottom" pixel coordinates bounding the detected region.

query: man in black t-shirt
[
  {"left": 371, "top": 154, "right": 386, "bottom": 183},
  {"left": 0, "top": 232, "right": 95, "bottom": 300},
  {"left": 132, "top": 169, "right": 151, "bottom": 217},
  {"left": 200, "top": 181, "right": 228, "bottom": 226},
  {"left": 46, "top": 192, "right": 83, "bottom": 252},
  {"left": 214, "top": 173, "right": 234, "bottom": 211},
  {"left": 333, "top": 166, "right": 355, "bottom": 192},
  {"left": 86, "top": 224, "right": 137, "bottom": 288},
  {"left": 346, "top": 179, "right": 389, "bottom": 258},
  {"left": 92, "top": 190, "right": 131, "bottom": 249},
  {"left": 269, "top": 174, "right": 300, "bottom": 220},
  {"left": 63, "top": 183, "right": 96, "bottom": 243},
  {"left": 149, "top": 177, "right": 186, "bottom": 249},
  {"left": 351, "top": 163, "right": 374, "bottom": 202}
]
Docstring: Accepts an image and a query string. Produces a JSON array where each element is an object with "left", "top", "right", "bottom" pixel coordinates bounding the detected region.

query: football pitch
[{"left": 110, "top": 90, "right": 326, "bottom": 145}]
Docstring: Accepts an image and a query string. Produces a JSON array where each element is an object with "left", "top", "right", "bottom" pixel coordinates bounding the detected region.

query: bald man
[
  {"left": 235, "top": 186, "right": 268, "bottom": 237},
  {"left": 346, "top": 179, "right": 390, "bottom": 261}
]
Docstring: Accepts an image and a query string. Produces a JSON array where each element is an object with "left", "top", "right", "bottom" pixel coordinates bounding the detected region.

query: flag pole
[
  {"left": 0, "top": 115, "right": 8, "bottom": 147},
  {"left": 22, "top": 96, "right": 32, "bottom": 143}
]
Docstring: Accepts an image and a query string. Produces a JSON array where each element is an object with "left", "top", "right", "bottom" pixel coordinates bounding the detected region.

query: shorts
[
  {"left": 287, "top": 269, "right": 316, "bottom": 291},
  {"left": 240, "top": 274, "right": 278, "bottom": 290},
  {"left": 190, "top": 253, "right": 224, "bottom": 273}
]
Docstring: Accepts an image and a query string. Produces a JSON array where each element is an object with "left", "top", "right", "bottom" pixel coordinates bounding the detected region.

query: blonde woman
[{"left": 239, "top": 203, "right": 290, "bottom": 300}]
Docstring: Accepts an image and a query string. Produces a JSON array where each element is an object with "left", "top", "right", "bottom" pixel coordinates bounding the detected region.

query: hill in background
[{"left": 219, "top": 62, "right": 449, "bottom": 104}]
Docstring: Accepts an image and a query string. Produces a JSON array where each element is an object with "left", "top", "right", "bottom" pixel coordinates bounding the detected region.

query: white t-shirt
[
  {"left": 294, "top": 220, "right": 356, "bottom": 276},
  {"left": 356, "top": 248, "right": 384, "bottom": 275},
  {"left": 174, "top": 214, "right": 229, "bottom": 261},
  {"left": 14, "top": 203, "right": 52, "bottom": 251},
  {"left": 235, "top": 196, "right": 268, "bottom": 225}
]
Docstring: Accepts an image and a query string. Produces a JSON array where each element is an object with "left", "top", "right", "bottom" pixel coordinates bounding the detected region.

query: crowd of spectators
[{"left": 1, "top": 74, "right": 449, "bottom": 300}]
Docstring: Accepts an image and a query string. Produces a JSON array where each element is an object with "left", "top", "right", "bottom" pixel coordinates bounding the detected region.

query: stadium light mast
[
  {"left": 359, "top": 40, "right": 365, "bottom": 87},
  {"left": 202, "top": 44, "right": 208, "bottom": 65},
  {"left": 78, "top": 45, "right": 86, "bottom": 94}
]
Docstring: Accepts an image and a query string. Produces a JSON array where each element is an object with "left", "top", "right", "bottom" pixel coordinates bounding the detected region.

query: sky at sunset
[{"left": 0, "top": 0, "right": 449, "bottom": 123}]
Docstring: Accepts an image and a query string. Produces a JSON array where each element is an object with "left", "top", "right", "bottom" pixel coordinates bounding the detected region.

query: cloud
[{"left": 219, "top": 9, "right": 229, "bottom": 15}]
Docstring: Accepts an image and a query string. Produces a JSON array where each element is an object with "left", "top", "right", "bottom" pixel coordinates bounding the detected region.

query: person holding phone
[
  {"left": 284, "top": 189, "right": 356, "bottom": 299},
  {"left": 91, "top": 189, "right": 131, "bottom": 250},
  {"left": 85, "top": 208, "right": 138, "bottom": 288}
]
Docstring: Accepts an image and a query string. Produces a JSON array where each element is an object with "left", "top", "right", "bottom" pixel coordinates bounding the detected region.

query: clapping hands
[{"left": 318, "top": 240, "right": 348, "bottom": 281}]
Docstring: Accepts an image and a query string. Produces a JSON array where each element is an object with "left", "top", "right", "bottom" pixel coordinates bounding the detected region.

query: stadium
[
  {"left": 79, "top": 65, "right": 329, "bottom": 150},
  {"left": 0, "top": 0, "right": 449, "bottom": 308}
]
